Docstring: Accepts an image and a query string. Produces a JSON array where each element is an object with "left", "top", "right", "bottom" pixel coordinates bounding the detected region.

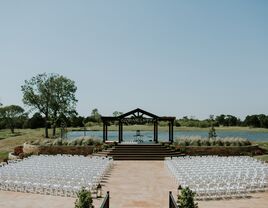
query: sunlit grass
[
  {"left": 0, "top": 130, "right": 22, "bottom": 140},
  {"left": 0, "top": 151, "right": 9, "bottom": 162},
  {"left": 254, "top": 154, "right": 268, "bottom": 162},
  {"left": 0, "top": 128, "right": 60, "bottom": 153},
  {"left": 253, "top": 141, "right": 268, "bottom": 152}
]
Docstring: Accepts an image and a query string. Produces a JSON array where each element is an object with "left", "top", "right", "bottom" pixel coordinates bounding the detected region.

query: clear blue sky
[{"left": 0, "top": 1, "right": 267, "bottom": 119}]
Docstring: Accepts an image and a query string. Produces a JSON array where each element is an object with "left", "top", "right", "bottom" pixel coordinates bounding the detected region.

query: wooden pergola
[{"left": 101, "top": 108, "right": 176, "bottom": 143}]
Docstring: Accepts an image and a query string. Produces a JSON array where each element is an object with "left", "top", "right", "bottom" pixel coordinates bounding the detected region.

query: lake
[{"left": 67, "top": 130, "right": 268, "bottom": 142}]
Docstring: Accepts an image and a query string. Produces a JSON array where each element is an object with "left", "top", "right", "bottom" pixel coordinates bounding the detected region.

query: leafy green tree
[
  {"left": 0, "top": 105, "right": 25, "bottom": 133},
  {"left": 21, "top": 73, "right": 77, "bottom": 138},
  {"left": 208, "top": 115, "right": 217, "bottom": 139},
  {"left": 70, "top": 116, "right": 85, "bottom": 127},
  {"left": 113, "top": 111, "right": 123, "bottom": 117},
  {"left": 174, "top": 120, "right": 181, "bottom": 127},
  {"left": 177, "top": 187, "right": 198, "bottom": 208},
  {"left": 257, "top": 114, "right": 268, "bottom": 128},
  {"left": 49, "top": 75, "right": 77, "bottom": 136},
  {"left": 75, "top": 187, "right": 94, "bottom": 208},
  {"left": 28, "top": 112, "right": 45, "bottom": 129},
  {"left": 215, "top": 114, "right": 226, "bottom": 126},
  {"left": 244, "top": 115, "right": 261, "bottom": 128},
  {"left": 208, "top": 126, "right": 217, "bottom": 139},
  {"left": 91, "top": 108, "right": 101, "bottom": 123},
  {"left": 226, "top": 115, "right": 237, "bottom": 126}
]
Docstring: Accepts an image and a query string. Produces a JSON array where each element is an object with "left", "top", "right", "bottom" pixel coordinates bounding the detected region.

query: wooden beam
[{"left": 105, "top": 124, "right": 108, "bottom": 141}]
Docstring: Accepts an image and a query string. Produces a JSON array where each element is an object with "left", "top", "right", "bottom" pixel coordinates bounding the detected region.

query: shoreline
[{"left": 69, "top": 126, "right": 268, "bottom": 133}]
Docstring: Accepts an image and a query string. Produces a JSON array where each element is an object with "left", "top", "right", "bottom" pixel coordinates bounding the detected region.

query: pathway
[{"left": 101, "top": 161, "right": 177, "bottom": 208}]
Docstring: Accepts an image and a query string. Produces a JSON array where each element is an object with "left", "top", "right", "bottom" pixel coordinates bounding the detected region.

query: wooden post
[
  {"left": 118, "top": 122, "right": 121, "bottom": 143},
  {"left": 120, "top": 123, "right": 123, "bottom": 142},
  {"left": 105, "top": 124, "right": 108, "bottom": 142},
  {"left": 171, "top": 120, "right": 174, "bottom": 143},
  {"left": 107, "top": 191, "right": 109, "bottom": 208},
  {"left": 103, "top": 122, "right": 106, "bottom": 143},
  {"left": 155, "top": 121, "right": 158, "bottom": 143},
  {"left": 153, "top": 121, "right": 156, "bottom": 143},
  {"left": 168, "top": 122, "right": 171, "bottom": 142},
  {"left": 118, "top": 121, "right": 123, "bottom": 143}
]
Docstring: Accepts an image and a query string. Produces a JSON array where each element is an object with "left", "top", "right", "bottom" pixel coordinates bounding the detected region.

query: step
[
  {"left": 103, "top": 144, "right": 180, "bottom": 160},
  {"left": 110, "top": 151, "right": 176, "bottom": 154},
  {"left": 115, "top": 145, "right": 163, "bottom": 148},
  {"left": 112, "top": 156, "right": 165, "bottom": 160}
]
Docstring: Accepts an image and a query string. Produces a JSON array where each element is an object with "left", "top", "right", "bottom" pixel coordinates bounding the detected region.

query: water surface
[{"left": 67, "top": 130, "right": 268, "bottom": 142}]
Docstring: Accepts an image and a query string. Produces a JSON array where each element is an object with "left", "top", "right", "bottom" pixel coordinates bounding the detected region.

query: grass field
[
  {"left": 253, "top": 141, "right": 268, "bottom": 152},
  {"left": 0, "top": 151, "right": 8, "bottom": 161},
  {"left": 254, "top": 154, "right": 268, "bottom": 162},
  {"left": 0, "top": 128, "right": 60, "bottom": 161},
  {"left": 0, "top": 131, "right": 22, "bottom": 140}
]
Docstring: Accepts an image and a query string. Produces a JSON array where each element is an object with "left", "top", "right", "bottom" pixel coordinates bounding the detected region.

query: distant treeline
[
  {"left": 0, "top": 110, "right": 103, "bottom": 130},
  {"left": 1, "top": 111, "right": 268, "bottom": 130},
  {"left": 176, "top": 114, "right": 268, "bottom": 128}
]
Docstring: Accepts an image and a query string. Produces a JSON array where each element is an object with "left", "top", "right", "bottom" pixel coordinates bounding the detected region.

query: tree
[
  {"left": 90, "top": 108, "right": 101, "bottom": 123},
  {"left": 215, "top": 114, "right": 226, "bottom": 126},
  {"left": 28, "top": 112, "right": 45, "bottom": 129},
  {"left": 70, "top": 116, "right": 85, "bottom": 127},
  {"left": 244, "top": 115, "right": 260, "bottom": 128},
  {"left": 208, "top": 126, "right": 217, "bottom": 139},
  {"left": 113, "top": 111, "right": 123, "bottom": 117},
  {"left": 75, "top": 187, "right": 94, "bottom": 208},
  {"left": 0, "top": 105, "right": 25, "bottom": 133},
  {"left": 257, "top": 114, "right": 268, "bottom": 128},
  {"left": 208, "top": 115, "right": 217, "bottom": 139},
  {"left": 21, "top": 73, "right": 77, "bottom": 138},
  {"left": 177, "top": 187, "right": 198, "bottom": 208},
  {"left": 49, "top": 75, "right": 77, "bottom": 136}
]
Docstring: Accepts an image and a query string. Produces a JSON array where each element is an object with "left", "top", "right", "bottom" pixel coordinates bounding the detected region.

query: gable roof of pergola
[{"left": 101, "top": 108, "right": 176, "bottom": 122}]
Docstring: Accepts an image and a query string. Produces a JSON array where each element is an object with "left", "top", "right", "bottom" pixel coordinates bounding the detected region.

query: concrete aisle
[{"left": 101, "top": 161, "right": 177, "bottom": 208}]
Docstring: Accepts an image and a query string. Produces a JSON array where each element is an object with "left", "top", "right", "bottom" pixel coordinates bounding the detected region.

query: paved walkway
[
  {"left": 0, "top": 191, "right": 76, "bottom": 208},
  {"left": 101, "top": 161, "right": 177, "bottom": 208}
]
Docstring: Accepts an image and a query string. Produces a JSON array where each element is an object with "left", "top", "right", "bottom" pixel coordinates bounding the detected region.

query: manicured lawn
[
  {"left": 0, "top": 130, "right": 22, "bottom": 140},
  {"left": 0, "top": 151, "right": 8, "bottom": 161},
  {"left": 252, "top": 142, "right": 268, "bottom": 162},
  {"left": 254, "top": 154, "right": 268, "bottom": 162},
  {"left": 0, "top": 128, "right": 60, "bottom": 153},
  {"left": 253, "top": 142, "right": 268, "bottom": 152}
]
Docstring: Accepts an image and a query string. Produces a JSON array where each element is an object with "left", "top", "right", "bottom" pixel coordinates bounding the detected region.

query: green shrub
[
  {"left": 170, "top": 144, "right": 176, "bottom": 150},
  {"left": 52, "top": 138, "right": 63, "bottom": 146},
  {"left": 175, "top": 136, "right": 251, "bottom": 147},
  {"left": 215, "top": 139, "right": 224, "bottom": 146},
  {"left": 85, "top": 122, "right": 96, "bottom": 127},
  {"left": 164, "top": 143, "right": 170, "bottom": 148},
  {"left": 83, "top": 138, "right": 94, "bottom": 146},
  {"left": 177, "top": 187, "right": 198, "bottom": 208},
  {"left": 75, "top": 187, "right": 94, "bottom": 208},
  {"left": 68, "top": 140, "right": 78, "bottom": 146},
  {"left": 76, "top": 138, "right": 84, "bottom": 146}
]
